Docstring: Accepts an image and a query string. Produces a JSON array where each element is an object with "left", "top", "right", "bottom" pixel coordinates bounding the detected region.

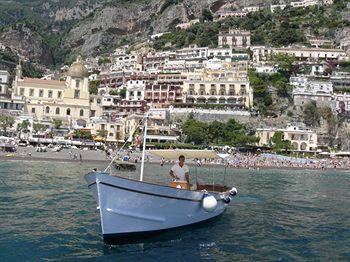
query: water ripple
[{"left": 0, "top": 162, "right": 349, "bottom": 261}]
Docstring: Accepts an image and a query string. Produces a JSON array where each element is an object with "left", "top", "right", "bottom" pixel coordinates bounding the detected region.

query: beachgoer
[
  {"left": 160, "top": 157, "right": 165, "bottom": 166},
  {"left": 169, "top": 155, "right": 189, "bottom": 184},
  {"left": 79, "top": 154, "right": 82, "bottom": 162}
]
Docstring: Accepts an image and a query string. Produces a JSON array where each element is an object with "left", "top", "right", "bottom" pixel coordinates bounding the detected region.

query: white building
[
  {"left": 254, "top": 64, "right": 279, "bottom": 75},
  {"left": 0, "top": 70, "right": 10, "bottom": 97},
  {"left": 87, "top": 117, "right": 125, "bottom": 143},
  {"left": 291, "top": 76, "right": 334, "bottom": 108},
  {"left": 175, "top": 45, "right": 208, "bottom": 60},
  {"left": 125, "top": 80, "right": 146, "bottom": 101},
  {"left": 291, "top": 0, "right": 318, "bottom": 8},
  {"left": 256, "top": 126, "right": 318, "bottom": 151},
  {"left": 252, "top": 46, "right": 347, "bottom": 63},
  {"left": 270, "top": 4, "right": 287, "bottom": 12},
  {"left": 243, "top": 6, "right": 260, "bottom": 12}
]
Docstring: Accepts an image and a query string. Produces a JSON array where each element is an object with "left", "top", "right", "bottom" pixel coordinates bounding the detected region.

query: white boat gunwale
[{"left": 87, "top": 172, "right": 229, "bottom": 200}]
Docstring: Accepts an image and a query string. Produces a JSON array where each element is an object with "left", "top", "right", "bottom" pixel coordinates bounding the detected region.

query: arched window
[
  {"left": 80, "top": 109, "right": 84, "bottom": 117},
  {"left": 56, "top": 107, "right": 60, "bottom": 115},
  {"left": 66, "top": 108, "right": 71, "bottom": 116},
  {"left": 45, "top": 106, "right": 50, "bottom": 114}
]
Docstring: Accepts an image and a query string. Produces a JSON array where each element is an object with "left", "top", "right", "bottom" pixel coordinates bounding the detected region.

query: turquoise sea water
[{"left": 0, "top": 160, "right": 349, "bottom": 261}]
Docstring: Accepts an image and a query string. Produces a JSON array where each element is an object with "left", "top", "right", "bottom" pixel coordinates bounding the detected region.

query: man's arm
[
  {"left": 169, "top": 169, "right": 179, "bottom": 180},
  {"left": 185, "top": 172, "right": 190, "bottom": 184}
]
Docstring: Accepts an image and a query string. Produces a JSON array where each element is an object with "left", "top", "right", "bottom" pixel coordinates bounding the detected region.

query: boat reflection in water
[{"left": 85, "top": 149, "right": 237, "bottom": 245}]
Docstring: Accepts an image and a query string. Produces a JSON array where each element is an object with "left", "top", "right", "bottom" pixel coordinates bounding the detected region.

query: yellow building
[{"left": 12, "top": 57, "right": 91, "bottom": 127}]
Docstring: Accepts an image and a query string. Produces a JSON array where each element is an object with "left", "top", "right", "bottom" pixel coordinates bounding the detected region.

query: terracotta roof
[{"left": 22, "top": 78, "right": 66, "bottom": 86}]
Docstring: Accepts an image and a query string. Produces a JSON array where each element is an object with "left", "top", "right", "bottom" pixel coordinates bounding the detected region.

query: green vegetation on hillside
[
  {"left": 182, "top": 115, "right": 259, "bottom": 146},
  {"left": 154, "top": 0, "right": 350, "bottom": 50}
]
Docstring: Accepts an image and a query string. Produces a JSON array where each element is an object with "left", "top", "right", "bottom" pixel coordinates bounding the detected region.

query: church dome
[{"left": 67, "top": 56, "right": 89, "bottom": 78}]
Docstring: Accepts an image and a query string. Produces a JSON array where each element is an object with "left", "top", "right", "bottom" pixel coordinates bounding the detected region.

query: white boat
[{"left": 85, "top": 116, "right": 237, "bottom": 244}]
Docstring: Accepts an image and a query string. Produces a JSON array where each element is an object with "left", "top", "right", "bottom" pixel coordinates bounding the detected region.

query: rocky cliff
[
  {"left": 0, "top": 0, "right": 348, "bottom": 67},
  {"left": 1, "top": 24, "right": 54, "bottom": 66}
]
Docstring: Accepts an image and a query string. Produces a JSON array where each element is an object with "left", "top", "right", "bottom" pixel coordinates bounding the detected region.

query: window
[
  {"left": 29, "top": 89, "right": 34, "bottom": 96},
  {"left": 74, "top": 90, "right": 80, "bottom": 99},
  {"left": 80, "top": 109, "right": 84, "bottom": 117},
  {"left": 66, "top": 108, "right": 71, "bottom": 116},
  {"left": 39, "top": 90, "right": 44, "bottom": 97},
  {"left": 31, "top": 108, "right": 35, "bottom": 113},
  {"left": 45, "top": 106, "right": 50, "bottom": 114},
  {"left": 75, "top": 80, "right": 80, "bottom": 88},
  {"left": 48, "top": 90, "right": 53, "bottom": 98},
  {"left": 97, "top": 99, "right": 101, "bottom": 104},
  {"left": 57, "top": 91, "right": 62, "bottom": 99},
  {"left": 20, "top": 88, "right": 25, "bottom": 96},
  {"left": 55, "top": 107, "right": 60, "bottom": 115}
]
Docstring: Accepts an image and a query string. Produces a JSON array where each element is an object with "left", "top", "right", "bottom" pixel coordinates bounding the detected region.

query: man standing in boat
[{"left": 170, "top": 155, "right": 190, "bottom": 184}]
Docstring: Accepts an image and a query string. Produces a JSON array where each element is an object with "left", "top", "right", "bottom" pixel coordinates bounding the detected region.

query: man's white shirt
[{"left": 171, "top": 163, "right": 189, "bottom": 181}]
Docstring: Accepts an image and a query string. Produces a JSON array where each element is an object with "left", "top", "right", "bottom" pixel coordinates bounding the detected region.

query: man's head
[{"left": 179, "top": 155, "right": 185, "bottom": 166}]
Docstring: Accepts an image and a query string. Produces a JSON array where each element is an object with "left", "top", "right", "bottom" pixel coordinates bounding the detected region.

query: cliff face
[
  {"left": 61, "top": 0, "right": 270, "bottom": 56},
  {"left": 1, "top": 0, "right": 275, "bottom": 64},
  {"left": 0, "top": 24, "right": 54, "bottom": 66},
  {"left": 2, "top": 0, "right": 347, "bottom": 67}
]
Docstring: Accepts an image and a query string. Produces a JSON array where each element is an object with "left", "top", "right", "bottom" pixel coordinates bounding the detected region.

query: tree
[
  {"left": 303, "top": 101, "right": 320, "bottom": 127},
  {"left": 33, "top": 123, "right": 46, "bottom": 143},
  {"left": 53, "top": 119, "right": 62, "bottom": 130},
  {"left": 118, "top": 87, "right": 127, "bottom": 99},
  {"left": 182, "top": 117, "right": 208, "bottom": 145},
  {"left": 270, "top": 131, "right": 291, "bottom": 152},
  {"left": 17, "top": 119, "right": 30, "bottom": 139},
  {"left": 208, "top": 121, "right": 225, "bottom": 144},
  {"left": 97, "top": 129, "right": 108, "bottom": 141},
  {"left": 109, "top": 89, "right": 118, "bottom": 96},
  {"left": 272, "top": 53, "right": 297, "bottom": 77},
  {"left": 0, "top": 114, "right": 15, "bottom": 135},
  {"left": 89, "top": 80, "right": 100, "bottom": 95},
  {"left": 201, "top": 9, "right": 213, "bottom": 22},
  {"left": 33, "top": 123, "right": 46, "bottom": 134},
  {"left": 73, "top": 129, "right": 92, "bottom": 140}
]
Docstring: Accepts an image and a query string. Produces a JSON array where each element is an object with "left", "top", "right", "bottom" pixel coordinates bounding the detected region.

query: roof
[
  {"left": 67, "top": 56, "right": 89, "bottom": 78},
  {"left": 22, "top": 78, "right": 66, "bottom": 86}
]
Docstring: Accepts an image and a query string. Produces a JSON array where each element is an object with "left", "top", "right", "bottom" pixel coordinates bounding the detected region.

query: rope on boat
[{"left": 103, "top": 115, "right": 147, "bottom": 173}]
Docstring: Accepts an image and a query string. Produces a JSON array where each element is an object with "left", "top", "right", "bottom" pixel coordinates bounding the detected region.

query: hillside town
[{"left": 0, "top": 0, "right": 350, "bottom": 161}]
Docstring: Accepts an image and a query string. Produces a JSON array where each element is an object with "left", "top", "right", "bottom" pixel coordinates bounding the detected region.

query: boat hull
[{"left": 85, "top": 172, "right": 228, "bottom": 244}]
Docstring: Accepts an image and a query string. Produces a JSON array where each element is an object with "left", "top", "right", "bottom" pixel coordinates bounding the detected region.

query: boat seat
[{"left": 169, "top": 181, "right": 190, "bottom": 190}]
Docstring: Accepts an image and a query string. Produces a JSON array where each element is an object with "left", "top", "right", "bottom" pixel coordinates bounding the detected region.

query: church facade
[{"left": 12, "top": 57, "right": 91, "bottom": 127}]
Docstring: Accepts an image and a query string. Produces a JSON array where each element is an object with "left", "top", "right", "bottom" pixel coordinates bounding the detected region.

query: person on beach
[
  {"left": 160, "top": 157, "right": 165, "bottom": 166},
  {"left": 169, "top": 155, "right": 190, "bottom": 184},
  {"left": 79, "top": 154, "right": 82, "bottom": 162}
]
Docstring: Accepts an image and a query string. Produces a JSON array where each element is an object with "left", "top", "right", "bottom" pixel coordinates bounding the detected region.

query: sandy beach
[{"left": 1, "top": 146, "right": 350, "bottom": 171}]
